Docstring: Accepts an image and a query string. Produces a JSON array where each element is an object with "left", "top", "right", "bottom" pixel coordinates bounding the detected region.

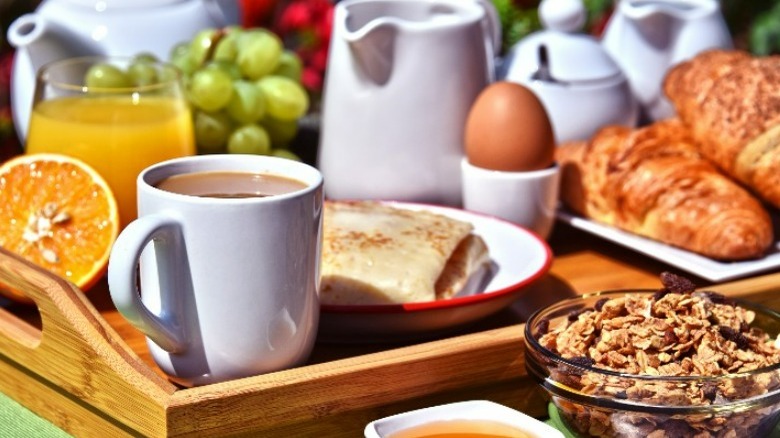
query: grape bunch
[
  {"left": 82, "top": 28, "right": 309, "bottom": 159},
  {"left": 170, "top": 26, "right": 310, "bottom": 159}
]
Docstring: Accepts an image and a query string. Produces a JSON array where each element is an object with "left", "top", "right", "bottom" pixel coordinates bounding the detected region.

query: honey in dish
[
  {"left": 155, "top": 170, "right": 307, "bottom": 198},
  {"left": 387, "top": 419, "right": 531, "bottom": 438}
]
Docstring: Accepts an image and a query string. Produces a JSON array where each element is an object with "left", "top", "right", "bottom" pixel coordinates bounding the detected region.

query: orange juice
[{"left": 26, "top": 95, "right": 195, "bottom": 226}]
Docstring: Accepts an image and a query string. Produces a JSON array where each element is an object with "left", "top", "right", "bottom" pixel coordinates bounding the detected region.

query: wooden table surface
[{"left": 2, "top": 220, "right": 779, "bottom": 437}]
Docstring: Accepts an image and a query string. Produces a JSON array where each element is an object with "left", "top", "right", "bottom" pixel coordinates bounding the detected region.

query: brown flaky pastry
[
  {"left": 664, "top": 49, "right": 780, "bottom": 208},
  {"left": 557, "top": 119, "right": 773, "bottom": 261}
]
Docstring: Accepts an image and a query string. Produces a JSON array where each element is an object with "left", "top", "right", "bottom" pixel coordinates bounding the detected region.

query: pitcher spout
[
  {"left": 345, "top": 19, "right": 399, "bottom": 86},
  {"left": 618, "top": 0, "right": 718, "bottom": 22}
]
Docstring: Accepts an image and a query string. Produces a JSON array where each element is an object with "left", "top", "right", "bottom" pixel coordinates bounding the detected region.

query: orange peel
[{"left": 0, "top": 153, "right": 119, "bottom": 303}]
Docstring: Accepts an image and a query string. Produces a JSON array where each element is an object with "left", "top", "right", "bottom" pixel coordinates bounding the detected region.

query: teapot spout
[
  {"left": 8, "top": 13, "right": 100, "bottom": 74},
  {"left": 346, "top": 20, "right": 398, "bottom": 86}
]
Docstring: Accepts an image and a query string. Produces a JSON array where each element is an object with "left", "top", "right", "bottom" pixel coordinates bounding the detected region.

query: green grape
[
  {"left": 133, "top": 52, "right": 159, "bottom": 64},
  {"left": 261, "top": 115, "right": 298, "bottom": 147},
  {"left": 271, "top": 148, "right": 301, "bottom": 161},
  {"left": 236, "top": 30, "right": 283, "bottom": 80},
  {"left": 227, "top": 124, "right": 272, "bottom": 155},
  {"left": 274, "top": 50, "right": 302, "bottom": 80},
  {"left": 190, "top": 28, "right": 219, "bottom": 66},
  {"left": 188, "top": 68, "right": 233, "bottom": 111},
  {"left": 256, "top": 76, "right": 309, "bottom": 121},
  {"left": 85, "top": 63, "right": 132, "bottom": 88},
  {"left": 226, "top": 80, "right": 266, "bottom": 124},
  {"left": 213, "top": 30, "right": 240, "bottom": 62},
  {"left": 170, "top": 43, "right": 191, "bottom": 63},
  {"left": 222, "top": 25, "right": 243, "bottom": 34},
  {"left": 273, "top": 50, "right": 303, "bottom": 82},
  {"left": 194, "top": 110, "right": 233, "bottom": 154},
  {"left": 158, "top": 64, "right": 180, "bottom": 84},
  {"left": 127, "top": 61, "right": 158, "bottom": 86},
  {"left": 203, "top": 60, "right": 242, "bottom": 80},
  {"left": 170, "top": 44, "right": 199, "bottom": 76}
]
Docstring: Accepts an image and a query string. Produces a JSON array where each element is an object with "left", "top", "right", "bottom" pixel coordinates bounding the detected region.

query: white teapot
[{"left": 7, "top": 0, "right": 239, "bottom": 142}]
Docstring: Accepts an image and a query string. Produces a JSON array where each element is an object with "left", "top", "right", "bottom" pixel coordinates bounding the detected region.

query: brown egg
[{"left": 464, "top": 81, "right": 555, "bottom": 171}]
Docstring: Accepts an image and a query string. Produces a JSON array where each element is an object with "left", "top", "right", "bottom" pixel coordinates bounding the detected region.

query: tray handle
[{"left": 0, "top": 246, "right": 175, "bottom": 434}]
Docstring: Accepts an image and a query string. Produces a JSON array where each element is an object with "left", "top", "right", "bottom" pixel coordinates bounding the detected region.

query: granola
[{"left": 536, "top": 272, "right": 780, "bottom": 437}]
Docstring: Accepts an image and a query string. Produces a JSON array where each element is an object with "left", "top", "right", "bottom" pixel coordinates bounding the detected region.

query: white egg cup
[{"left": 461, "top": 158, "right": 561, "bottom": 240}]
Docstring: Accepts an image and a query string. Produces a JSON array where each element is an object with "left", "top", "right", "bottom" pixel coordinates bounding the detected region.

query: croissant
[
  {"left": 556, "top": 119, "right": 774, "bottom": 261},
  {"left": 663, "top": 49, "right": 780, "bottom": 208}
]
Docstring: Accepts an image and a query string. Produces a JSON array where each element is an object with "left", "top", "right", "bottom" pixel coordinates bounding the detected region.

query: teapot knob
[{"left": 539, "top": 0, "right": 586, "bottom": 33}]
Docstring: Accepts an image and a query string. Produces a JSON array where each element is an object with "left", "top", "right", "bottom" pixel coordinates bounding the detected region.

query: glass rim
[
  {"left": 36, "top": 55, "right": 183, "bottom": 93},
  {"left": 524, "top": 289, "right": 780, "bottom": 383},
  {"left": 543, "top": 380, "right": 780, "bottom": 414},
  {"left": 524, "top": 289, "right": 780, "bottom": 413}
]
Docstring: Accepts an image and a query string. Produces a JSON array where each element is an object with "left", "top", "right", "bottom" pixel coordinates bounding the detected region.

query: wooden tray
[{"left": 1, "top": 235, "right": 780, "bottom": 437}]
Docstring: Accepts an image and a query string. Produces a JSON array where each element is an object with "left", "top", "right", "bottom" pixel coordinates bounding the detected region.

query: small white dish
[
  {"left": 558, "top": 209, "right": 780, "bottom": 282},
  {"left": 318, "top": 202, "right": 552, "bottom": 343},
  {"left": 364, "top": 400, "right": 564, "bottom": 438}
]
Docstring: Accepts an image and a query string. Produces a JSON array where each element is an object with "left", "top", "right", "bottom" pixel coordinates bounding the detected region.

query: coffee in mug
[
  {"left": 108, "top": 154, "right": 323, "bottom": 386},
  {"left": 155, "top": 170, "right": 307, "bottom": 199}
]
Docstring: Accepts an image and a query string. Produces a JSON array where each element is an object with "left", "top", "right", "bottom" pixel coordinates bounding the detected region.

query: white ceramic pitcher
[
  {"left": 318, "top": 0, "right": 500, "bottom": 206},
  {"left": 601, "top": 0, "right": 732, "bottom": 122}
]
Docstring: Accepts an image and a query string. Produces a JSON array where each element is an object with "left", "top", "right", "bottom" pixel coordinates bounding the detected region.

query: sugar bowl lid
[{"left": 501, "top": 0, "right": 623, "bottom": 84}]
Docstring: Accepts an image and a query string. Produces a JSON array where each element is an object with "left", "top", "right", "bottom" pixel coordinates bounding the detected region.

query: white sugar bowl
[{"left": 500, "top": 0, "right": 639, "bottom": 143}]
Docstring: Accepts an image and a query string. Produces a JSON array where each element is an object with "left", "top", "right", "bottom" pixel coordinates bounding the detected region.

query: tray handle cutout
[{"left": 0, "top": 246, "right": 175, "bottom": 418}]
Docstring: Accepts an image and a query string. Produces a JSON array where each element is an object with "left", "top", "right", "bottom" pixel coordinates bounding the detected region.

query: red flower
[
  {"left": 277, "top": 1, "right": 314, "bottom": 32},
  {"left": 301, "top": 66, "right": 323, "bottom": 92},
  {"left": 314, "top": 4, "right": 333, "bottom": 41},
  {"left": 240, "top": 0, "right": 278, "bottom": 28},
  {"left": 242, "top": 0, "right": 334, "bottom": 96},
  {"left": 309, "top": 45, "right": 328, "bottom": 72}
]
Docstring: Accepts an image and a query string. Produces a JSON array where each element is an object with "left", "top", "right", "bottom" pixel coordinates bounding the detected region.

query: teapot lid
[{"left": 503, "top": 0, "right": 623, "bottom": 83}]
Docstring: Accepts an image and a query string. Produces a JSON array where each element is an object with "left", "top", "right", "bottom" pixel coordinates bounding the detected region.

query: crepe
[{"left": 320, "top": 201, "right": 490, "bottom": 305}]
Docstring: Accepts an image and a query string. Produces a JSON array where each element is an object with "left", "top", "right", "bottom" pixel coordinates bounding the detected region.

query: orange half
[{"left": 0, "top": 153, "right": 119, "bottom": 303}]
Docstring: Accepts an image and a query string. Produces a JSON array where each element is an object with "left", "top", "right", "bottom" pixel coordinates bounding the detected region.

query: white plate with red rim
[{"left": 317, "top": 202, "right": 553, "bottom": 344}]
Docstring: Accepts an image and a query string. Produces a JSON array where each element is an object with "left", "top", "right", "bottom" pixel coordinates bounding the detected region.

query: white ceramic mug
[
  {"left": 461, "top": 158, "right": 560, "bottom": 239},
  {"left": 108, "top": 155, "right": 323, "bottom": 387}
]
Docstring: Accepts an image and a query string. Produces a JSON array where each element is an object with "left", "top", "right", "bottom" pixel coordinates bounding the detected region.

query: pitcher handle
[
  {"left": 107, "top": 214, "right": 187, "bottom": 353},
  {"left": 475, "top": 0, "right": 503, "bottom": 56}
]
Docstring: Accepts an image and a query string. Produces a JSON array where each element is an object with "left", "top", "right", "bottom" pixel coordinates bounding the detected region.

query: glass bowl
[{"left": 524, "top": 290, "right": 780, "bottom": 438}]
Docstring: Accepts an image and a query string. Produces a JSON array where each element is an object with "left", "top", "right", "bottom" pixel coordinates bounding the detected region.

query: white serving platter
[{"left": 558, "top": 209, "right": 780, "bottom": 283}]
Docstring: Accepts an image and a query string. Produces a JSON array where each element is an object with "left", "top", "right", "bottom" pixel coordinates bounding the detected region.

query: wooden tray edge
[{"left": 2, "top": 260, "right": 780, "bottom": 436}]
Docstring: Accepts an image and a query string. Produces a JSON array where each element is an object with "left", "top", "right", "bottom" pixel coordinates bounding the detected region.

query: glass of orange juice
[{"left": 26, "top": 56, "right": 196, "bottom": 227}]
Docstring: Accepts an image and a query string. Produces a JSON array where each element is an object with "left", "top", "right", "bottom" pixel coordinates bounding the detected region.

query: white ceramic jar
[{"left": 500, "top": 0, "right": 638, "bottom": 144}]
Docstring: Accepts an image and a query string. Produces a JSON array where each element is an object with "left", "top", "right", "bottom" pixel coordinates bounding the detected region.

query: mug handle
[{"left": 107, "top": 214, "right": 187, "bottom": 353}]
